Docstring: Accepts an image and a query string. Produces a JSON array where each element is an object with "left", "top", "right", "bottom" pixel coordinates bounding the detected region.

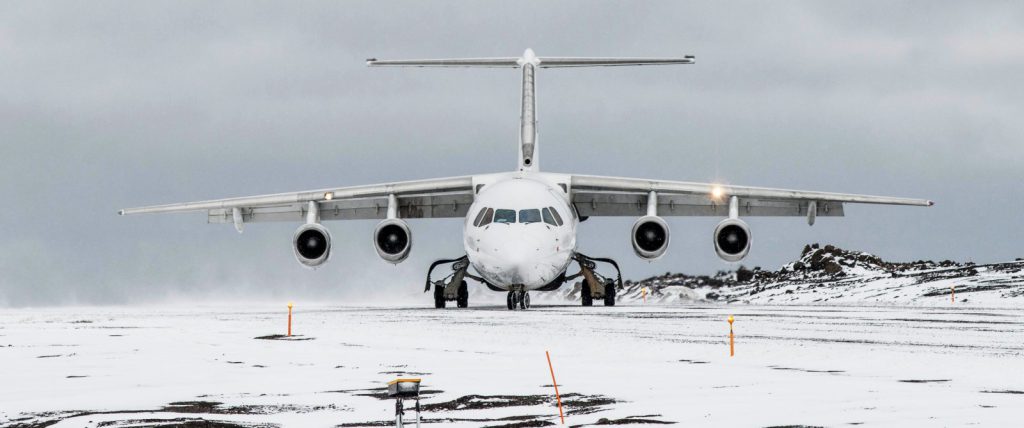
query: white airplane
[{"left": 120, "top": 49, "right": 933, "bottom": 310}]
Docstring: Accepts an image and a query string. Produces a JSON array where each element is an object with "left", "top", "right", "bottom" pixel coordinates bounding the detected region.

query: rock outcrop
[{"left": 582, "top": 244, "right": 1024, "bottom": 306}]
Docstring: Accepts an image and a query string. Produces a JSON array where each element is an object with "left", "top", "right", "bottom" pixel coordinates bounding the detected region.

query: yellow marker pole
[
  {"left": 642, "top": 287, "right": 647, "bottom": 304},
  {"left": 287, "top": 302, "right": 294, "bottom": 337},
  {"left": 728, "top": 315, "right": 735, "bottom": 357}
]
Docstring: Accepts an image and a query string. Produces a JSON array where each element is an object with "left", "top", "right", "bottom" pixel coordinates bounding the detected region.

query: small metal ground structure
[{"left": 388, "top": 378, "right": 421, "bottom": 428}]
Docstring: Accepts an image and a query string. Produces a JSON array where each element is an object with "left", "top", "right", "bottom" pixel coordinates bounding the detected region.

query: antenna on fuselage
[{"left": 366, "top": 49, "right": 695, "bottom": 172}]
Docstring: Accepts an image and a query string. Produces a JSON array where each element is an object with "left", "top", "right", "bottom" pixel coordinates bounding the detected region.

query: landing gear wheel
[
  {"left": 581, "top": 282, "right": 593, "bottom": 307},
  {"left": 433, "top": 284, "right": 446, "bottom": 309},
  {"left": 456, "top": 280, "right": 469, "bottom": 308},
  {"left": 520, "top": 292, "right": 530, "bottom": 309},
  {"left": 603, "top": 281, "right": 616, "bottom": 306},
  {"left": 507, "top": 291, "right": 515, "bottom": 310}
]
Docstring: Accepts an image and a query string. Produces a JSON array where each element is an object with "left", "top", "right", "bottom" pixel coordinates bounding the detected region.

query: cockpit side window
[
  {"left": 494, "top": 209, "right": 516, "bottom": 224},
  {"left": 472, "top": 207, "right": 489, "bottom": 226},
  {"left": 479, "top": 208, "right": 494, "bottom": 226},
  {"left": 542, "top": 208, "right": 557, "bottom": 226},
  {"left": 519, "top": 209, "right": 542, "bottom": 224},
  {"left": 548, "top": 206, "right": 564, "bottom": 226}
]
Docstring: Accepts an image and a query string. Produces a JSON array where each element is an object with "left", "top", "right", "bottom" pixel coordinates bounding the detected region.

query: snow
[
  {"left": 610, "top": 245, "right": 1024, "bottom": 307},
  {"left": 2, "top": 303, "right": 1022, "bottom": 427}
]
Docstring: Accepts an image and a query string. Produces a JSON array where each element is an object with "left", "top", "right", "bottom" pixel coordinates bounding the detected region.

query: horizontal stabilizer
[
  {"left": 366, "top": 55, "right": 696, "bottom": 68},
  {"left": 537, "top": 56, "right": 695, "bottom": 68},
  {"left": 366, "top": 57, "right": 520, "bottom": 68},
  {"left": 365, "top": 49, "right": 697, "bottom": 173}
]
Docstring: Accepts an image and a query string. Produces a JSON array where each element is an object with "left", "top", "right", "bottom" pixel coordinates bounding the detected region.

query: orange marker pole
[
  {"left": 951, "top": 286, "right": 955, "bottom": 304},
  {"left": 728, "top": 315, "right": 735, "bottom": 357},
  {"left": 545, "top": 351, "right": 565, "bottom": 425},
  {"left": 642, "top": 287, "right": 647, "bottom": 304},
  {"left": 287, "top": 302, "right": 294, "bottom": 337}
]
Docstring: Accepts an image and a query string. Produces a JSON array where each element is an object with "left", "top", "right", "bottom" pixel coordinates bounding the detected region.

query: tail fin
[{"left": 367, "top": 49, "right": 695, "bottom": 172}]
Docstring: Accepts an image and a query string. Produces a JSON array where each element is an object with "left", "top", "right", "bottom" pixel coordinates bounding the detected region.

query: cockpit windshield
[
  {"left": 541, "top": 208, "right": 557, "bottom": 226},
  {"left": 493, "top": 209, "right": 517, "bottom": 224},
  {"left": 475, "top": 207, "right": 563, "bottom": 226},
  {"left": 518, "top": 209, "right": 541, "bottom": 224}
]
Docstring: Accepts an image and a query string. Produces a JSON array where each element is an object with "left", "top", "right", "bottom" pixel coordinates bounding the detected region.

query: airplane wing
[
  {"left": 119, "top": 176, "right": 475, "bottom": 228},
  {"left": 569, "top": 174, "right": 932, "bottom": 219}
]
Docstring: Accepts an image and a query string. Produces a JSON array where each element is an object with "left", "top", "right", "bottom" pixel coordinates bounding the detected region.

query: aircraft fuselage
[{"left": 464, "top": 172, "right": 577, "bottom": 290}]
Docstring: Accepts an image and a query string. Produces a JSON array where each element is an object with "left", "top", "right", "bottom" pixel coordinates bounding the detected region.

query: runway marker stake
[
  {"left": 642, "top": 287, "right": 648, "bottom": 303},
  {"left": 728, "top": 315, "right": 735, "bottom": 357},
  {"left": 545, "top": 351, "right": 565, "bottom": 425},
  {"left": 951, "top": 285, "right": 955, "bottom": 304},
  {"left": 287, "top": 302, "right": 294, "bottom": 337}
]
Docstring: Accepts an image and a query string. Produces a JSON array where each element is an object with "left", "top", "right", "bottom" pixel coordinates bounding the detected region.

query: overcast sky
[{"left": 1, "top": 1, "right": 1022, "bottom": 307}]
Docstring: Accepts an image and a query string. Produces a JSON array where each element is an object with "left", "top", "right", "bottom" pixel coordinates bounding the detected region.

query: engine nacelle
[
  {"left": 631, "top": 215, "right": 670, "bottom": 260},
  {"left": 293, "top": 223, "right": 332, "bottom": 268},
  {"left": 714, "top": 218, "right": 751, "bottom": 262},
  {"left": 374, "top": 219, "right": 412, "bottom": 264}
]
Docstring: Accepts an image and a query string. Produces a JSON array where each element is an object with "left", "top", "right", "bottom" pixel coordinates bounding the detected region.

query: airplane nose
[
  {"left": 501, "top": 239, "right": 534, "bottom": 264},
  {"left": 485, "top": 233, "right": 555, "bottom": 284},
  {"left": 474, "top": 225, "right": 569, "bottom": 287},
  {"left": 497, "top": 240, "right": 534, "bottom": 281}
]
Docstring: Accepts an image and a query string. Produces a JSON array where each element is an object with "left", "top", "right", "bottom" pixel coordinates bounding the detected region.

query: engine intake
[
  {"left": 631, "top": 215, "right": 670, "bottom": 260},
  {"left": 293, "top": 223, "right": 332, "bottom": 268},
  {"left": 374, "top": 219, "right": 412, "bottom": 263},
  {"left": 714, "top": 218, "right": 751, "bottom": 262}
]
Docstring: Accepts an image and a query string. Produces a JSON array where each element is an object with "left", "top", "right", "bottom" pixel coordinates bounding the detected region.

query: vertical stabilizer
[{"left": 518, "top": 49, "right": 540, "bottom": 171}]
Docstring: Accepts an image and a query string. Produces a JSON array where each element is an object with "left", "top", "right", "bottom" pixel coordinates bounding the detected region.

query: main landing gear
[
  {"left": 566, "top": 253, "right": 623, "bottom": 307},
  {"left": 425, "top": 255, "right": 487, "bottom": 309},
  {"left": 425, "top": 253, "right": 622, "bottom": 310},
  {"left": 506, "top": 287, "right": 530, "bottom": 310}
]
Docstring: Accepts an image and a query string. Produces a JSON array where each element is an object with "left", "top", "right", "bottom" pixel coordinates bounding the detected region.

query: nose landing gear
[
  {"left": 567, "top": 253, "right": 623, "bottom": 307},
  {"left": 506, "top": 286, "right": 531, "bottom": 310}
]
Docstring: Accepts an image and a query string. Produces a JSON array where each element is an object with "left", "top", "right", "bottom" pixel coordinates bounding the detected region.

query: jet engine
[
  {"left": 374, "top": 219, "right": 412, "bottom": 263},
  {"left": 713, "top": 218, "right": 751, "bottom": 262},
  {"left": 631, "top": 215, "right": 670, "bottom": 260},
  {"left": 293, "top": 223, "right": 332, "bottom": 268}
]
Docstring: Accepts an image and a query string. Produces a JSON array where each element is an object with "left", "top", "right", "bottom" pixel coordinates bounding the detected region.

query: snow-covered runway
[{"left": 2, "top": 303, "right": 1022, "bottom": 427}]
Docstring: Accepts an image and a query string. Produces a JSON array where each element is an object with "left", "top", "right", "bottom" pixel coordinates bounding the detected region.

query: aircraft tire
[
  {"left": 521, "top": 292, "right": 530, "bottom": 309},
  {"left": 582, "top": 282, "right": 594, "bottom": 307},
  {"left": 434, "top": 285, "right": 446, "bottom": 309},
  {"left": 456, "top": 280, "right": 469, "bottom": 308},
  {"left": 506, "top": 291, "right": 515, "bottom": 310},
  {"left": 603, "top": 282, "right": 616, "bottom": 306}
]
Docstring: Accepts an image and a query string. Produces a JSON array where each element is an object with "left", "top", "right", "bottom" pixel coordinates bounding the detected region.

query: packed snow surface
[{"left": 2, "top": 303, "right": 1022, "bottom": 427}]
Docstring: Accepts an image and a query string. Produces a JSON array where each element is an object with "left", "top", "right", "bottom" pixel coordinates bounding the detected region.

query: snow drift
[{"left": 577, "top": 244, "right": 1024, "bottom": 306}]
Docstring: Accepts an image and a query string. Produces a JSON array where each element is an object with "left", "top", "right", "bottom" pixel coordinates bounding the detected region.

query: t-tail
[{"left": 367, "top": 49, "right": 695, "bottom": 172}]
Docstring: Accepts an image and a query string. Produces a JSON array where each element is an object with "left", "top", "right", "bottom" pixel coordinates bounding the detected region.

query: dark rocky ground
[{"left": 589, "top": 244, "right": 1024, "bottom": 305}]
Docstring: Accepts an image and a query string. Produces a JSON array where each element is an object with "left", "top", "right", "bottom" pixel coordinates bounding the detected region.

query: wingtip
[
  {"left": 117, "top": 209, "right": 125, "bottom": 216},
  {"left": 928, "top": 200, "right": 935, "bottom": 206},
  {"left": 365, "top": 58, "right": 377, "bottom": 66}
]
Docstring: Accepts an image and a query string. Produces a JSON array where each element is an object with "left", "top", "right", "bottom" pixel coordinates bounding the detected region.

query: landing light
[
  {"left": 324, "top": 192, "right": 334, "bottom": 201},
  {"left": 711, "top": 186, "right": 725, "bottom": 200}
]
